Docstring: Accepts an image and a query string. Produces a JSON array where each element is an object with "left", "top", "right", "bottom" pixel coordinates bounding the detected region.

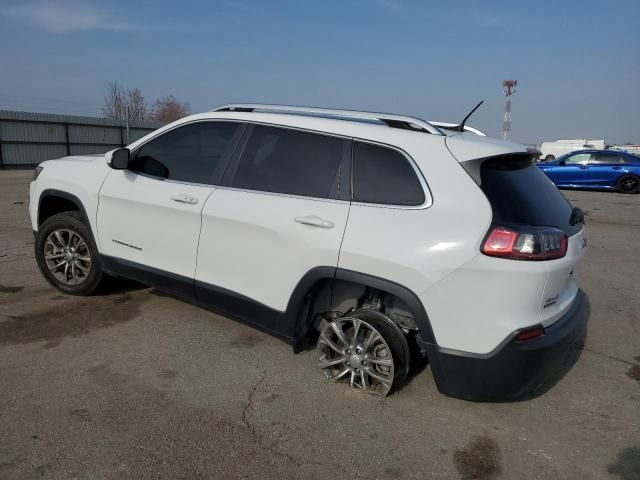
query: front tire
[
  {"left": 544, "top": 155, "right": 555, "bottom": 161},
  {"left": 616, "top": 174, "right": 640, "bottom": 194},
  {"left": 35, "top": 211, "right": 104, "bottom": 295},
  {"left": 317, "top": 310, "right": 410, "bottom": 396}
]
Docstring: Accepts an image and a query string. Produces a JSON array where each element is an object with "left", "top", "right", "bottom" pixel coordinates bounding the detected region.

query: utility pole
[{"left": 502, "top": 80, "right": 517, "bottom": 142}]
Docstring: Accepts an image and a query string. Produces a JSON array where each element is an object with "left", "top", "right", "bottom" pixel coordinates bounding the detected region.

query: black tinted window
[
  {"left": 352, "top": 142, "right": 424, "bottom": 205},
  {"left": 591, "top": 153, "right": 624, "bottom": 164},
  {"left": 480, "top": 156, "right": 580, "bottom": 236},
  {"left": 131, "top": 122, "right": 240, "bottom": 183},
  {"left": 233, "top": 126, "right": 343, "bottom": 199}
]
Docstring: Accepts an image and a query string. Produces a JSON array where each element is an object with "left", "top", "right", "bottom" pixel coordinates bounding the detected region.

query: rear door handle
[
  {"left": 578, "top": 165, "right": 589, "bottom": 169},
  {"left": 170, "top": 194, "right": 198, "bottom": 205},
  {"left": 294, "top": 215, "right": 335, "bottom": 229}
]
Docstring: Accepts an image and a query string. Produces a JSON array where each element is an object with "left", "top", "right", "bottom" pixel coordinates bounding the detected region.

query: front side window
[
  {"left": 232, "top": 125, "right": 344, "bottom": 199},
  {"left": 352, "top": 142, "right": 425, "bottom": 206},
  {"left": 564, "top": 153, "right": 591, "bottom": 164},
  {"left": 131, "top": 122, "right": 240, "bottom": 183}
]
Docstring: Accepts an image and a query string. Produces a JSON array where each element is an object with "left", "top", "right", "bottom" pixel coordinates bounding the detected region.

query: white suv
[{"left": 29, "top": 104, "right": 587, "bottom": 400}]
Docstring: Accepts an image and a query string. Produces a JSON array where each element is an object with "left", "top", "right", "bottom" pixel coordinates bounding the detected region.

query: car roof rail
[
  {"left": 212, "top": 103, "right": 444, "bottom": 135},
  {"left": 428, "top": 121, "right": 487, "bottom": 136}
]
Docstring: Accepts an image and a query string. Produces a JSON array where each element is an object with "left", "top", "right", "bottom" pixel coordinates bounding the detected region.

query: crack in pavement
[
  {"left": 582, "top": 347, "right": 636, "bottom": 366},
  {"left": 241, "top": 369, "right": 267, "bottom": 437},
  {"left": 240, "top": 369, "right": 349, "bottom": 476}
]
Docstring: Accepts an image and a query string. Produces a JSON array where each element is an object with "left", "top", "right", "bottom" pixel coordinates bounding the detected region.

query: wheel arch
[
  {"left": 281, "top": 267, "right": 438, "bottom": 347},
  {"left": 38, "top": 189, "right": 92, "bottom": 230}
]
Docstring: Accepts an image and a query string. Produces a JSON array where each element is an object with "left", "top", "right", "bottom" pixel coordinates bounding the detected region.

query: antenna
[
  {"left": 445, "top": 100, "right": 484, "bottom": 132},
  {"left": 502, "top": 79, "right": 517, "bottom": 141}
]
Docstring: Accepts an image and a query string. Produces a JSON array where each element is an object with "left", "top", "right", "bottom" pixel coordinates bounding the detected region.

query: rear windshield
[{"left": 479, "top": 155, "right": 581, "bottom": 236}]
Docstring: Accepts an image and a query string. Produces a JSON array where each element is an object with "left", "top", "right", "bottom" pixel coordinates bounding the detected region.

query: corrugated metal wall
[{"left": 0, "top": 111, "right": 164, "bottom": 167}]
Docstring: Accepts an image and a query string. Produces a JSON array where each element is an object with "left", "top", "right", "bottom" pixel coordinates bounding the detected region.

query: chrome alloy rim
[
  {"left": 317, "top": 317, "right": 395, "bottom": 396},
  {"left": 44, "top": 229, "right": 91, "bottom": 285}
]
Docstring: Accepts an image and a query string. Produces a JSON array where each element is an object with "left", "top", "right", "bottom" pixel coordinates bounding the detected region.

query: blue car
[{"left": 538, "top": 149, "right": 640, "bottom": 194}]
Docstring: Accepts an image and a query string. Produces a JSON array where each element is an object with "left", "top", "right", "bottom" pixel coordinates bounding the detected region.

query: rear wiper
[{"left": 570, "top": 207, "right": 585, "bottom": 226}]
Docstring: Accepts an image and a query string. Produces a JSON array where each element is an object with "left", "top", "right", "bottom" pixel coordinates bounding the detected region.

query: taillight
[{"left": 482, "top": 226, "right": 568, "bottom": 260}]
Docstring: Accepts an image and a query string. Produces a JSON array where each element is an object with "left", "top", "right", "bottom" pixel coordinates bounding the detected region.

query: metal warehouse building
[{"left": 0, "top": 111, "right": 163, "bottom": 167}]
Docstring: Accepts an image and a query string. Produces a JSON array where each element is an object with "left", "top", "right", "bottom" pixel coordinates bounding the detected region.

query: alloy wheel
[
  {"left": 317, "top": 316, "right": 395, "bottom": 396},
  {"left": 620, "top": 176, "right": 638, "bottom": 193},
  {"left": 44, "top": 229, "right": 92, "bottom": 285}
]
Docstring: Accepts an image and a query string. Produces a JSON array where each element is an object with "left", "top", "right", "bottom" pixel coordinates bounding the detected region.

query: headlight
[{"left": 33, "top": 166, "right": 43, "bottom": 181}]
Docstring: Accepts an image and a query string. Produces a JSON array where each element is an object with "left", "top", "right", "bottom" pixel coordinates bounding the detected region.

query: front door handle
[
  {"left": 294, "top": 215, "right": 335, "bottom": 229},
  {"left": 170, "top": 194, "right": 198, "bottom": 205},
  {"left": 578, "top": 166, "right": 589, "bottom": 169}
]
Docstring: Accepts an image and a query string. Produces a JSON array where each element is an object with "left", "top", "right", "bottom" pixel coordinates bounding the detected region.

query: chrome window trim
[
  {"left": 126, "top": 118, "right": 433, "bottom": 210},
  {"left": 129, "top": 118, "right": 247, "bottom": 157},
  {"left": 209, "top": 185, "right": 349, "bottom": 205}
]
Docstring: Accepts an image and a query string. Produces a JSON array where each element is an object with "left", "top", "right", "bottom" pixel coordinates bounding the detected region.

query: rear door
[
  {"left": 587, "top": 152, "right": 626, "bottom": 186},
  {"left": 195, "top": 124, "right": 350, "bottom": 330},
  {"left": 97, "top": 121, "right": 244, "bottom": 293}
]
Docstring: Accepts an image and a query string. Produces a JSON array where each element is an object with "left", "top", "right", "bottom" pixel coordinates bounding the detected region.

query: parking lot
[{"left": 0, "top": 169, "right": 638, "bottom": 480}]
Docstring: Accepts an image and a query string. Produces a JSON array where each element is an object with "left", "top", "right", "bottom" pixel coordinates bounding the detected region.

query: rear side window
[
  {"left": 480, "top": 155, "right": 580, "bottom": 236},
  {"left": 352, "top": 142, "right": 425, "bottom": 206},
  {"left": 131, "top": 122, "right": 240, "bottom": 183},
  {"left": 590, "top": 153, "right": 625, "bottom": 164},
  {"left": 232, "top": 125, "right": 344, "bottom": 199}
]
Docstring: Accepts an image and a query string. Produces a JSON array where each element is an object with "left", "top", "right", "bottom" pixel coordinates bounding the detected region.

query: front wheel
[
  {"left": 35, "top": 211, "right": 104, "bottom": 295},
  {"left": 616, "top": 174, "right": 640, "bottom": 194},
  {"left": 317, "top": 310, "right": 410, "bottom": 396},
  {"left": 544, "top": 155, "right": 555, "bottom": 161}
]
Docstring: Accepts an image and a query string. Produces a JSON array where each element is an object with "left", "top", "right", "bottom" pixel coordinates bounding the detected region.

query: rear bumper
[{"left": 427, "top": 291, "right": 587, "bottom": 401}]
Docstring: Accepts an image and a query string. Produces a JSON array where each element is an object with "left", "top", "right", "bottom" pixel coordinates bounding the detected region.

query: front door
[
  {"left": 97, "top": 121, "right": 244, "bottom": 293},
  {"left": 553, "top": 152, "right": 592, "bottom": 185}
]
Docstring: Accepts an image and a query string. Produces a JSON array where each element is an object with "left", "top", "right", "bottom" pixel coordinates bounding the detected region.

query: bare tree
[
  {"left": 102, "top": 82, "right": 147, "bottom": 121},
  {"left": 148, "top": 95, "right": 190, "bottom": 123},
  {"left": 126, "top": 88, "right": 147, "bottom": 121}
]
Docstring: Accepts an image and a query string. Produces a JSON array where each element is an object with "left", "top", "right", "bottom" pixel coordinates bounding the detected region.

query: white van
[{"left": 540, "top": 139, "right": 605, "bottom": 160}]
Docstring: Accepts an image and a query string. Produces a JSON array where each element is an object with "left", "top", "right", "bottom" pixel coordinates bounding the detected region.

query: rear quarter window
[{"left": 352, "top": 142, "right": 425, "bottom": 206}]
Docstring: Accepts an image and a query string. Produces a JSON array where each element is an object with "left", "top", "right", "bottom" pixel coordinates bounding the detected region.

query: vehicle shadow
[
  {"left": 607, "top": 446, "right": 640, "bottom": 480},
  {"left": 118, "top": 283, "right": 591, "bottom": 402},
  {"left": 96, "top": 276, "right": 147, "bottom": 295}
]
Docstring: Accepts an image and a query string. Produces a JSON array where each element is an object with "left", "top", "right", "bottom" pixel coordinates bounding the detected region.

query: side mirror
[
  {"left": 558, "top": 159, "right": 566, "bottom": 166},
  {"left": 109, "top": 148, "right": 130, "bottom": 170}
]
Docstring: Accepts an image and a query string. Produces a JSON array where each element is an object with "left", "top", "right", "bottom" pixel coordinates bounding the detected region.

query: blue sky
[{"left": 1, "top": 0, "right": 638, "bottom": 144}]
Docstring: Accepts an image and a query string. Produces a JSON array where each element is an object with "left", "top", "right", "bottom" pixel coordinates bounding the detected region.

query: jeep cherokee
[{"left": 29, "top": 104, "right": 587, "bottom": 400}]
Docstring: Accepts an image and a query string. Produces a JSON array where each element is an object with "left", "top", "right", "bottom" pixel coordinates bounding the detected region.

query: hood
[{"left": 41, "top": 154, "right": 106, "bottom": 166}]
